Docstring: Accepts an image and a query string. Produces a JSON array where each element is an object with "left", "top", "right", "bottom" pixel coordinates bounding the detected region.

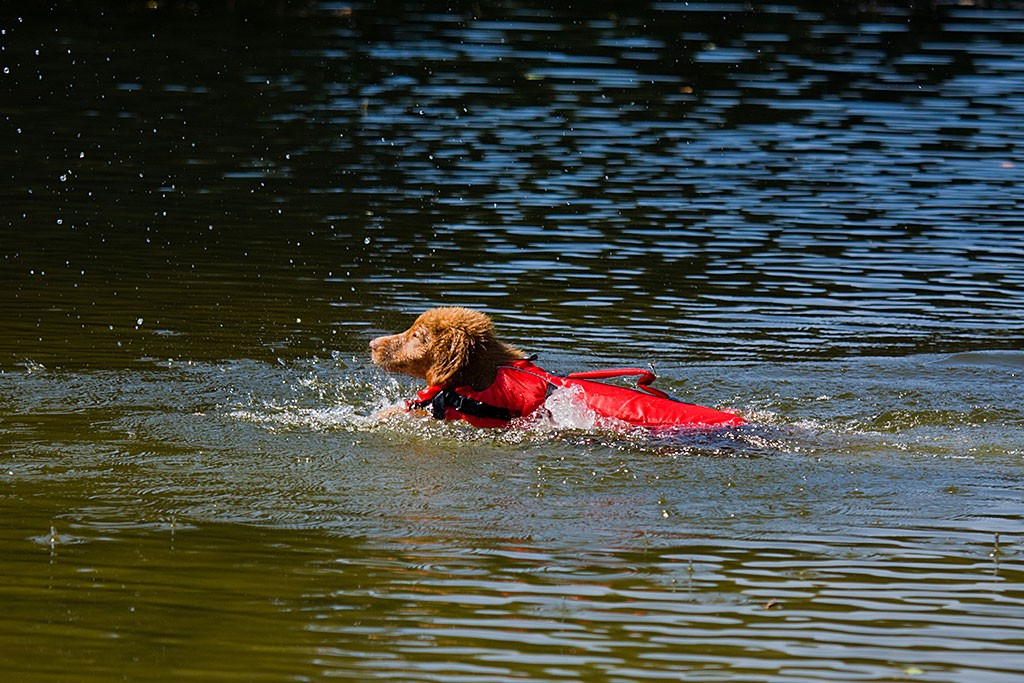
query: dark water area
[
  {"left": 2, "top": 1, "right": 1023, "bottom": 681},
  {"left": 4, "top": 0, "right": 1024, "bottom": 367}
]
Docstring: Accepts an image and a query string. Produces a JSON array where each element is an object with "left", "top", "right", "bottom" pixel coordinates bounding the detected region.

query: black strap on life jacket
[
  {"left": 413, "top": 389, "right": 513, "bottom": 422},
  {"left": 411, "top": 356, "right": 542, "bottom": 423}
]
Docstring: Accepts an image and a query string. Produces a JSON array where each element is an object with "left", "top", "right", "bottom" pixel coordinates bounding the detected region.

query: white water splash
[
  {"left": 229, "top": 403, "right": 371, "bottom": 432},
  {"left": 523, "top": 385, "right": 623, "bottom": 432},
  {"left": 228, "top": 364, "right": 411, "bottom": 433}
]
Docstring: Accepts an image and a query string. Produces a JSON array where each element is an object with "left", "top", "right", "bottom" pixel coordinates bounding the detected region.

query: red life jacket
[{"left": 409, "top": 360, "right": 746, "bottom": 430}]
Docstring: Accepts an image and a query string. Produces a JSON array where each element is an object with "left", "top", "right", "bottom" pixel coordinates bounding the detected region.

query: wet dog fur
[{"left": 369, "top": 307, "right": 525, "bottom": 391}]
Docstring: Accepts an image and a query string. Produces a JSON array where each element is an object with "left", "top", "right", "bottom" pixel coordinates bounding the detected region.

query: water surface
[{"left": 2, "top": 1, "right": 1023, "bottom": 681}]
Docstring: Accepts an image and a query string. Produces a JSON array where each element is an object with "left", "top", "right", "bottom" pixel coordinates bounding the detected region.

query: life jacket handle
[{"left": 565, "top": 367, "right": 670, "bottom": 400}]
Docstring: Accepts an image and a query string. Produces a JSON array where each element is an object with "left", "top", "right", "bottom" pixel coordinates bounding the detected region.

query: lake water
[{"left": 2, "top": 1, "right": 1023, "bottom": 681}]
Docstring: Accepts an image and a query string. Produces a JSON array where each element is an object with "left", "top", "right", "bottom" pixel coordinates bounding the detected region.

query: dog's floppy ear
[{"left": 426, "top": 326, "right": 474, "bottom": 387}]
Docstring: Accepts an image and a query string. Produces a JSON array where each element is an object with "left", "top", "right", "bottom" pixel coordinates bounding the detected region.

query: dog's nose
[{"left": 369, "top": 336, "right": 383, "bottom": 352}]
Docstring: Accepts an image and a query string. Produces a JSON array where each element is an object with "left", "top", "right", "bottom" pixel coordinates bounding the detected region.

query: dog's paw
[
  {"left": 374, "top": 405, "right": 431, "bottom": 421},
  {"left": 374, "top": 405, "right": 407, "bottom": 420}
]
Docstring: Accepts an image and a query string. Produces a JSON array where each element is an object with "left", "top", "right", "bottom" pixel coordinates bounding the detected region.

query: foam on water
[{"left": 222, "top": 361, "right": 808, "bottom": 461}]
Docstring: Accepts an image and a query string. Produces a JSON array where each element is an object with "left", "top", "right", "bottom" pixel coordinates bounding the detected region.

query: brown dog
[
  {"left": 369, "top": 307, "right": 526, "bottom": 391},
  {"left": 370, "top": 307, "right": 747, "bottom": 429}
]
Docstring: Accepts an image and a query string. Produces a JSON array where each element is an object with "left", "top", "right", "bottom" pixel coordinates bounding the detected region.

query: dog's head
[{"left": 370, "top": 307, "right": 523, "bottom": 389}]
